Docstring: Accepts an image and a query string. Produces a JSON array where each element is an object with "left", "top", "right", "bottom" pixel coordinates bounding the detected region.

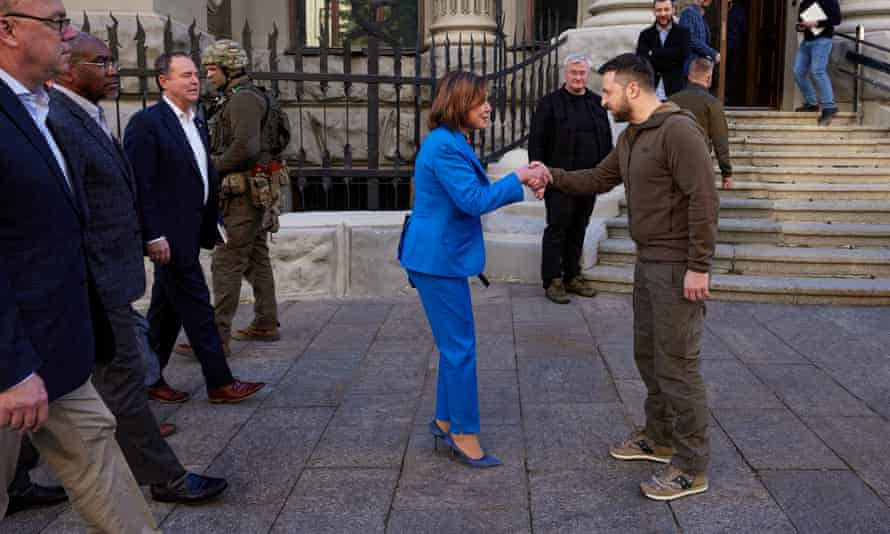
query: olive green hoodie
[{"left": 551, "top": 102, "right": 719, "bottom": 273}]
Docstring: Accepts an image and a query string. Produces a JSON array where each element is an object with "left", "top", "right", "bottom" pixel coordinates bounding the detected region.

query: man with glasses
[
  {"left": 9, "top": 32, "right": 230, "bottom": 508},
  {"left": 0, "top": 1, "right": 159, "bottom": 530}
]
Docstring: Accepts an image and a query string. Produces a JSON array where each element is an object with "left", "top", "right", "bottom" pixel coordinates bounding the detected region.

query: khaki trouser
[
  {"left": 1, "top": 380, "right": 159, "bottom": 533},
  {"left": 212, "top": 195, "right": 278, "bottom": 344},
  {"left": 633, "top": 261, "right": 710, "bottom": 475}
]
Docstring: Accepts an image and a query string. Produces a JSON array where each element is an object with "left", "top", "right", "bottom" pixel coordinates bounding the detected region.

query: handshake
[{"left": 516, "top": 161, "right": 553, "bottom": 200}]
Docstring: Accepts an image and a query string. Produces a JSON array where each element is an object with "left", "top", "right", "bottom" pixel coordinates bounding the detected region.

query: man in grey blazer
[{"left": 11, "top": 32, "right": 228, "bottom": 507}]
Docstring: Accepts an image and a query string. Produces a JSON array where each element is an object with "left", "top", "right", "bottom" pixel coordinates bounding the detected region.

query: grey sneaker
[
  {"left": 565, "top": 276, "right": 596, "bottom": 298},
  {"left": 609, "top": 430, "right": 674, "bottom": 463},
  {"left": 545, "top": 279, "right": 571, "bottom": 304},
  {"left": 640, "top": 464, "right": 709, "bottom": 501}
]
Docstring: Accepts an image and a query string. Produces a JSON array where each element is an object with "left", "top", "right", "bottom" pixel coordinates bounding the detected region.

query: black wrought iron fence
[{"left": 85, "top": 0, "right": 564, "bottom": 212}]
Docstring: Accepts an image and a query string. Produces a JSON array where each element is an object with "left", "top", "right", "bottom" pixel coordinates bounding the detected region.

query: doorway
[{"left": 716, "top": 0, "right": 789, "bottom": 107}]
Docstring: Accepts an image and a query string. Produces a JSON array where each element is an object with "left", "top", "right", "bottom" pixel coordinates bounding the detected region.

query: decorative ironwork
[{"left": 87, "top": 2, "right": 563, "bottom": 211}]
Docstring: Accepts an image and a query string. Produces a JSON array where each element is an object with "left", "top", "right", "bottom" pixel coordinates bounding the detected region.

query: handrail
[{"left": 835, "top": 25, "right": 890, "bottom": 123}]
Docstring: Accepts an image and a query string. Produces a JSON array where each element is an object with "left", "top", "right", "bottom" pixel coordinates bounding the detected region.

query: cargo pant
[
  {"left": 211, "top": 195, "right": 279, "bottom": 344},
  {"left": 633, "top": 261, "right": 710, "bottom": 475}
]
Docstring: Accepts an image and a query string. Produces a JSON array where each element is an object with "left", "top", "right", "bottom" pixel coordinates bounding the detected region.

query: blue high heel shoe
[
  {"left": 429, "top": 420, "right": 447, "bottom": 451},
  {"left": 443, "top": 433, "right": 503, "bottom": 468}
]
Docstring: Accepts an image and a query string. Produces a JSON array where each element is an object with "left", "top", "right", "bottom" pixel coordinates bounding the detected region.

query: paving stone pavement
[{"left": 4, "top": 283, "right": 890, "bottom": 533}]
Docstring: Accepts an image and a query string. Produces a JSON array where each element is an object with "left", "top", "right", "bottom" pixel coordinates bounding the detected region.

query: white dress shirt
[
  {"left": 0, "top": 68, "right": 71, "bottom": 190},
  {"left": 53, "top": 84, "right": 114, "bottom": 140},
  {"left": 162, "top": 95, "right": 208, "bottom": 204}
]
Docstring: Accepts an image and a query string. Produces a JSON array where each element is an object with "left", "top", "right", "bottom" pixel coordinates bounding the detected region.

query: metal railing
[
  {"left": 836, "top": 25, "right": 890, "bottom": 121},
  {"left": 87, "top": 1, "right": 564, "bottom": 212}
]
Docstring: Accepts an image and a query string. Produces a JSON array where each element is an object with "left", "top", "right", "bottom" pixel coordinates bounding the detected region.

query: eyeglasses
[
  {"left": 2, "top": 12, "right": 71, "bottom": 34},
  {"left": 77, "top": 59, "right": 119, "bottom": 72}
]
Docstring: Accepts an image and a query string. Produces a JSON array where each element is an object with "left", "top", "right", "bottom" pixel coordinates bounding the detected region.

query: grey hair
[{"left": 564, "top": 54, "right": 593, "bottom": 69}]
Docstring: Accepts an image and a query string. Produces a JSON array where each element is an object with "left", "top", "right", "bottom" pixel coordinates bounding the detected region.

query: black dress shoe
[
  {"left": 6, "top": 483, "right": 68, "bottom": 515},
  {"left": 149, "top": 473, "right": 228, "bottom": 505}
]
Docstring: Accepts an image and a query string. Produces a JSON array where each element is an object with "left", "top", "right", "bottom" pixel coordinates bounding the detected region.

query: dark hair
[
  {"left": 155, "top": 51, "right": 192, "bottom": 92},
  {"left": 428, "top": 70, "right": 488, "bottom": 131},
  {"left": 653, "top": 0, "right": 674, "bottom": 5},
  {"left": 597, "top": 53, "right": 655, "bottom": 93}
]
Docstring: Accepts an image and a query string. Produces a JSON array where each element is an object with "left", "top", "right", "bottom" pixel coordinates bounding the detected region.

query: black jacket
[
  {"left": 636, "top": 23, "right": 692, "bottom": 97},
  {"left": 528, "top": 87, "right": 613, "bottom": 172},
  {"left": 798, "top": 0, "right": 842, "bottom": 41}
]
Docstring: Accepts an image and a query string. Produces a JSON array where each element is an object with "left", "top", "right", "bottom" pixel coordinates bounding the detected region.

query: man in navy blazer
[
  {"left": 125, "top": 51, "right": 264, "bottom": 404},
  {"left": 0, "top": 0, "right": 157, "bottom": 529}
]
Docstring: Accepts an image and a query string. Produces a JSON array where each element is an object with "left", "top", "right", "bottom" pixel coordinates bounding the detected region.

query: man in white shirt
[
  {"left": 0, "top": 0, "right": 159, "bottom": 530},
  {"left": 124, "top": 52, "right": 265, "bottom": 406}
]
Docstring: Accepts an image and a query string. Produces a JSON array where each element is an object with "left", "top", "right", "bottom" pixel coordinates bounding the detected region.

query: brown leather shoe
[
  {"left": 175, "top": 342, "right": 231, "bottom": 358},
  {"left": 148, "top": 384, "right": 190, "bottom": 404},
  {"left": 159, "top": 423, "right": 177, "bottom": 438},
  {"left": 231, "top": 325, "right": 280, "bottom": 342},
  {"left": 207, "top": 380, "right": 265, "bottom": 404}
]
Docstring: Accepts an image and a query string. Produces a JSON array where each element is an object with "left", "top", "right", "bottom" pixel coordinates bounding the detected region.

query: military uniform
[{"left": 204, "top": 42, "right": 280, "bottom": 347}]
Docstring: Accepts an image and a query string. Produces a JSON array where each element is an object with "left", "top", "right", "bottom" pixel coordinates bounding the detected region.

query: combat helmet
[{"left": 201, "top": 39, "right": 249, "bottom": 71}]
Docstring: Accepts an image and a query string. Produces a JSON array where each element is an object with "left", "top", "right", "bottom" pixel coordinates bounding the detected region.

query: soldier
[{"left": 176, "top": 39, "right": 288, "bottom": 357}]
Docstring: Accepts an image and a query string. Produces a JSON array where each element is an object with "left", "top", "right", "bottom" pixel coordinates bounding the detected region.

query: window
[{"left": 291, "top": 0, "right": 420, "bottom": 49}]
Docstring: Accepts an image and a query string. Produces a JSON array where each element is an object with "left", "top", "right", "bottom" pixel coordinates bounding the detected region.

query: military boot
[
  {"left": 545, "top": 279, "right": 571, "bottom": 304},
  {"left": 232, "top": 324, "right": 280, "bottom": 342},
  {"left": 565, "top": 276, "right": 596, "bottom": 298}
]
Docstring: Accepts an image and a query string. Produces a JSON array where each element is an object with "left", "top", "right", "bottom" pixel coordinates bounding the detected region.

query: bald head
[{"left": 68, "top": 31, "right": 107, "bottom": 62}]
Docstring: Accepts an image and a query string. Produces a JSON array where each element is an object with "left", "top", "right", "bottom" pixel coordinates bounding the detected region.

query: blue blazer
[
  {"left": 399, "top": 126, "right": 523, "bottom": 277},
  {"left": 0, "top": 79, "right": 95, "bottom": 400},
  {"left": 124, "top": 100, "right": 220, "bottom": 267}
]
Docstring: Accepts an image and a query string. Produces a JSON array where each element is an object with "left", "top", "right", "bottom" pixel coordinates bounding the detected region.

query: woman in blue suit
[{"left": 400, "top": 71, "right": 548, "bottom": 467}]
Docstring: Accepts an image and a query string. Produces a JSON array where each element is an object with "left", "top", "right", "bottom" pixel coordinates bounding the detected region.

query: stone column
[
  {"left": 582, "top": 0, "right": 653, "bottom": 27},
  {"left": 428, "top": 0, "right": 499, "bottom": 44}
]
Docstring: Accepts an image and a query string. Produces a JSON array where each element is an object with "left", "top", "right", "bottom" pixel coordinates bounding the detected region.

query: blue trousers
[
  {"left": 409, "top": 270, "right": 480, "bottom": 434},
  {"left": 793, "top": 37, "right": 836, "bottom": 109}
]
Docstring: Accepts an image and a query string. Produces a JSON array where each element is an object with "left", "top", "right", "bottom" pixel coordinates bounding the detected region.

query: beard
[{"left": 610, "top": 99, "right": 631, "bottom": 123}]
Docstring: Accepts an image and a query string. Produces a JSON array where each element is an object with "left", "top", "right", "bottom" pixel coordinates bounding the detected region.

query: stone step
[
  {"left": 732, "top": 151, "right": 890, "bottom": 168},
  {"left": 618, "top": 198, "right": 890, "bottom": 224},
  {"left": 726, "top": 110, "right": 858, "bottom": 126},
  {"left": 597, "top": 238, "right": 890, "bottom": 278},
  {"left": 729, "top": 166, "right": 890, "bottom": 184},
  {"left": 728, "top": 124, "right": 889, "bottom": 140},
  {"left": 581, "top": 264, "right": 890, "bottom": 305},
  {"left": 720, "top": 182, "right": 890, "bottom": 201},
  {"left": 605, "top": 216, "right": 890, "bottom": 247},
  {"left": 729, "top": 137, "right": 890, "bottom": 154}
]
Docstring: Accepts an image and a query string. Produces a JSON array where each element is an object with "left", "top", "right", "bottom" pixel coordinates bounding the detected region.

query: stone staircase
[{"left": 582, "top": 110, "right": 890, "bottom": 305}]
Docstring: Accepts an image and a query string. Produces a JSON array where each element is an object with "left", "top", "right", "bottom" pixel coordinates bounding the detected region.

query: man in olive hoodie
[{"left": 542, "top": 53, "right": 719, "bottom": 501}]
